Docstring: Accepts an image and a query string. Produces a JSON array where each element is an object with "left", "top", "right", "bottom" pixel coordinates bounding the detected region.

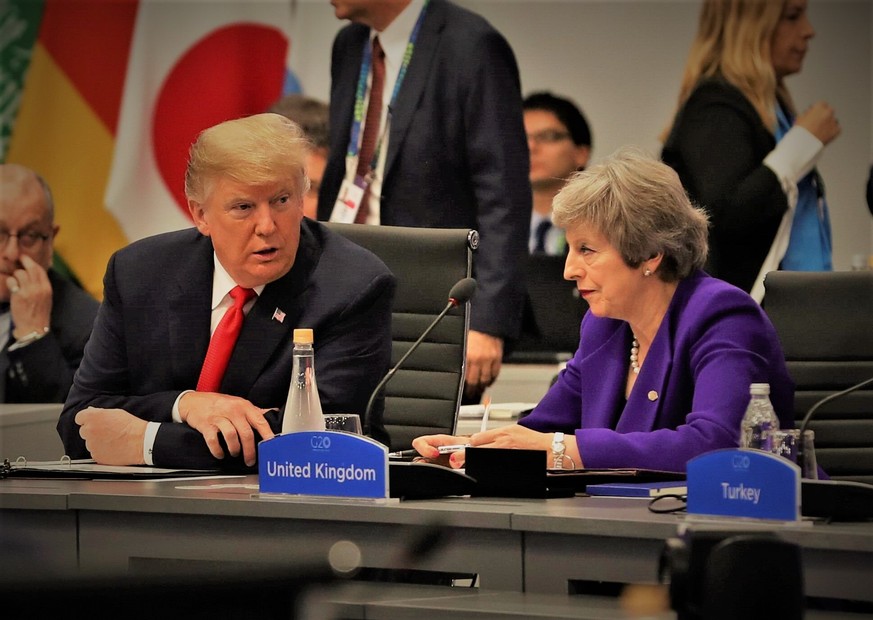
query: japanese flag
[{"left": 106, "top": 0, "right": 294, "bottom": 242}]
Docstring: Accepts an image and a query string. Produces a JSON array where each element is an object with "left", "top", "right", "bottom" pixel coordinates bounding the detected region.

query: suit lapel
[
  {"left": 620, "top": 289, "right": 683, "bottom": 433},
  {"left": 221, "top": 224, "right": 323, "bottom": 396},
  {"left": 332, "top": 26, "right": 368, "bottom": 161},
  {"left": 167, "top": 236, "right": 214, "bottom": 386},
  {"left": 578, "top": 324, "right": 628, "bottom": 430},
  {"left": 383, "top": 1, "right": 444, "bottom": 177},
  {"left": 621, "top": 330, "right": 673, "bottom": 433}
]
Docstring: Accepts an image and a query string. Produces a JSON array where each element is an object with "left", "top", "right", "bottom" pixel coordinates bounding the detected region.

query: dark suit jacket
[
  {"left": 3, "top": 269, "right": 99, "bottom": 403},
  {"left": 520, "top": 272, "right": 794, "bottom": 472},
  {"left": 318, "top": 0, "right": 530, "bottom": 340},
  {"left": 661, "top": 78, "right": 790, "bottom": 294},
  {"left": 58, "top": 220, "right": 396, "bottom": 469}
]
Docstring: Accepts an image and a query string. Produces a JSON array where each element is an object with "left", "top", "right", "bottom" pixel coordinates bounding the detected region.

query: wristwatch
[{"left": 551, "top": 432, "right": 566, "bottom": 469}]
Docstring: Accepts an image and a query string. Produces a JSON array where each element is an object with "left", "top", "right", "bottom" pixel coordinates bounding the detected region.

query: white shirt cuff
[
  {"left": 172, "top": 390, "right": 193, "bottom": 423},
  {"left": 143, "top": 422, "right": 160, "bottom": 466},
  {"left": 763, "top": 125, "right": 823, "bottom": 187}
]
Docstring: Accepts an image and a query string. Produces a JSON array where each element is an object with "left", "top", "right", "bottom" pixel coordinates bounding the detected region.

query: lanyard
[
  {"left": 775, "top": 103, "right": 792, "bottom": 141},
  {"left": 346, "top": 0, "right": 430, "bottom": 167}
]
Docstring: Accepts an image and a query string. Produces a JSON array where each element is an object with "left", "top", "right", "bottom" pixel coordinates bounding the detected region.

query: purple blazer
[{"left": 519, "top": 271, "right": 794, "bottom": 472}]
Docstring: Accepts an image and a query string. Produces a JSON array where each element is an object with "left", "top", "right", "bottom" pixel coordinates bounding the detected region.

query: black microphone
[
  {"left": 797, "top": 375, "right": 873, "bottom": 475},
  {"left": 365, "top": 277, "right": 477, "bottom": 442}
]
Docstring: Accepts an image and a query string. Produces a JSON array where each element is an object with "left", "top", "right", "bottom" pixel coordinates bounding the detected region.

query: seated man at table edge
[
  {"left": 58, "top": 113, "right": 395, "bottom": 470},
  {"left": 0, "top": 163, "right": 100, "bottom": 403},
  {"left": 412, "top": 147, "right": 794, "bottom": 473}
]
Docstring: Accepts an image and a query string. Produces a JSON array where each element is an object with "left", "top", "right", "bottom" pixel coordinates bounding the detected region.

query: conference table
[
  {"left": 2, "top": 473, "right": 872, "bottom": 607},
  {"left": 2, "top": 400, "right": 872, "bottom": 616},
  {"left": 0, "top": 403, "right": 67, "bottom": 462}
]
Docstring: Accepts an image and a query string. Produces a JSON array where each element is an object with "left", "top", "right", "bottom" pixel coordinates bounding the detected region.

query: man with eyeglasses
[
  {"left": 0, "top": 164, "right": 99, "bottom": 402},
  {"left": 523, "top": 92, "right": 592, "bottom": 255}
]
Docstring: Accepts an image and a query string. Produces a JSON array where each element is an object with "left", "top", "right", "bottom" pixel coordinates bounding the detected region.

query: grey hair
[
  {"left": 552, "top": 146, "right": 708, "bottom": 281},
  {"left": 34, "top": 172, "right": 55, "bottom": 220},
  {"left": 0, "top": 164, "right": 55, "bottom": 221}
]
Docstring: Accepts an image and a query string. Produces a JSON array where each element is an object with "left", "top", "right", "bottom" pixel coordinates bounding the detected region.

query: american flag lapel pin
[{"left": 272, "top": 308, "right": 286, "bottom": 323}]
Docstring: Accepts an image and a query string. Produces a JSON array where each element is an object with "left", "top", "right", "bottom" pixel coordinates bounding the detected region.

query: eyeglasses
[
  {"left": 0, "top": 230, "right": 51, "bottom": 249},
  {"left": 527, "top": 129, "right": 571, "bottom": 145}
]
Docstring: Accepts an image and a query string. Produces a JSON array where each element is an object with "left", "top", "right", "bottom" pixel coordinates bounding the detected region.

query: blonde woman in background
[{"left": 661, "top": 0, "right": 840, "bottom": 302}]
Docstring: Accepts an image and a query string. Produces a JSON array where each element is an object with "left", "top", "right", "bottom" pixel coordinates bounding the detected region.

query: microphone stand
[
  {"left": 797, "top": 375, "right": 873, "bottom": 476},
  {"left": 364, "top": 277, "right": 477, "bottom": 437}
]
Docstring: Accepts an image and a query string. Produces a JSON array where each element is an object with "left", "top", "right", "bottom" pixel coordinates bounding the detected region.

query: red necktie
[
  {"left": 197, "top": 286, "right": 256, "bottom": 392},
  {"left": 355, "top": 36, "right": 385, "bottom": 224}
]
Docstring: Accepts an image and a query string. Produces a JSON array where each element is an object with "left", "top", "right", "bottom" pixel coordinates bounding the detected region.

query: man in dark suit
[
  {"left": 58, "top": 114, "right": 395, "bottom": 470},
  {"left": 318, "top": 0, "right": 530, "bottom": 400},
  {"left": 0, "top": 164, "right": 99, "bottom": 403}
]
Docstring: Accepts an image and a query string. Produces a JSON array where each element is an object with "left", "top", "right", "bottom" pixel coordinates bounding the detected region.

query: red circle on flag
[{"left": 152, "top": 24, "right": 288, "bottom": 217}]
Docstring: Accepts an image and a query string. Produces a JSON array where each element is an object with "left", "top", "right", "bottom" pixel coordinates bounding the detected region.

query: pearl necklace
[{"left": 630, "top": 337, "right": 640, "bottom": 374}]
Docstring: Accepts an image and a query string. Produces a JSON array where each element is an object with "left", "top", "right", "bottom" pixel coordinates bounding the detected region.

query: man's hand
[
  {"left": 179, "top": 392, "right": 275, "bottom": 466},
  {"left": 8, "top": 255, "right": 52, "bottom": 339},
  {"left": 464, "top": 330, "right": 503, "bottom": 398},
  {"left": 75, "top": 407, "right": 148, "bottom": 465}
]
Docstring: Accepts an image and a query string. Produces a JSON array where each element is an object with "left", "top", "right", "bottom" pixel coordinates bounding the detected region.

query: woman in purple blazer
[{"left": 413, "top": 147, "right": 794, "bottom": 472}]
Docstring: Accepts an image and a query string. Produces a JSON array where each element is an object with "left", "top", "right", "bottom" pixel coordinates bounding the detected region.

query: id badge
[{"left": 329, "top": 176, "right": 368, "bottom": 223}]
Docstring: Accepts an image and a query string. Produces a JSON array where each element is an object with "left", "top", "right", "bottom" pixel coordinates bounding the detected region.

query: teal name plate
[
  {"left": 687, "top": 448, "right": 800, "bottom": 521},
  {"left": 258, "top": 431, "right": 388, "bottom": 499}
]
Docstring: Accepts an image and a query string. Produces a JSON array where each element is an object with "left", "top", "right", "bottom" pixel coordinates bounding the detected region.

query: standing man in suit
[
  {"left": 59, "top": 113, "right": 396, "bottom": 469},
  {"left": 0, "top": 164, "right": 99, "bottom": 403},
  {"left": 319, "top": 0, "right": 531, "bottom": 400}
]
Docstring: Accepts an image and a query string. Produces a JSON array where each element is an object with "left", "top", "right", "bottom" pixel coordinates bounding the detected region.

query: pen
[
  {"left": 436, "top": 443, "right": 471, "bottom": 454},
  {"left": 480, "top": 394, "right": 492, "bottom": 434},
  {"left": 388, "top": 449, "right": 419, "bottom": 458}
]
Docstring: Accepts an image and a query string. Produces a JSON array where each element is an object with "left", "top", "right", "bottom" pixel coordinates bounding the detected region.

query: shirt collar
[
  {"left": 372, "top": 0, "right": 424, "bottom": 72},
  {"left": 210, "top": 254, "right": 264, "bottom": 310}
]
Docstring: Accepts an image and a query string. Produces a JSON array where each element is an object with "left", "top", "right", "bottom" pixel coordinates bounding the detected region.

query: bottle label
[
  {"left": 258, "top": 431, "right": 388, "bottom": 499},
  {"left": 687, "top": 448, "right": 800, "bottom": 521},
  {"left": 744, "top": 422, "right": 775, "bottom": 452}
]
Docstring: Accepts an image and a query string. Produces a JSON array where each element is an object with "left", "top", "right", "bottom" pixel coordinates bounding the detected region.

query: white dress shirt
[
  {"left": 142, "top": 256, "right": 262, "bottom": 465},
  {"left": 341, "top": 0, "right": 425, "bottom": 225}
]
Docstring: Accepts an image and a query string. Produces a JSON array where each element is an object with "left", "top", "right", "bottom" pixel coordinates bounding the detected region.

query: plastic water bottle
[
  {"left": 739, "top": 383, "right": 780, "bottom": 450},
  {"left": 281, "top": 328, "right": 325, "bottom": 433}
]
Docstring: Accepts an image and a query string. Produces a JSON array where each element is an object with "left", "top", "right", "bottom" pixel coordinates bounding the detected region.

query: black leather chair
[
  {"left": 763, "top": 271, "right": 873, "bottom": 483},
  {"left": 325, "top": 222, "right": 476, "bottom": 451}
]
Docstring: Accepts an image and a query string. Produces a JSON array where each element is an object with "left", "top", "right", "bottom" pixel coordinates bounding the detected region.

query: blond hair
[
  {"left": 663, "top": 0, "right": 792, "bottom": 139},
  {"left": 553, "top": 146, "right": 709, "bottom": 282},
  {"left": 185, "top": 113, "right": 311, "bottom": 203}
]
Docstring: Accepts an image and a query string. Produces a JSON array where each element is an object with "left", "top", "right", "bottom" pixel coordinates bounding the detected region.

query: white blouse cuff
[{"left": 763, "top": 125, "right": 823, "bottom": 188}]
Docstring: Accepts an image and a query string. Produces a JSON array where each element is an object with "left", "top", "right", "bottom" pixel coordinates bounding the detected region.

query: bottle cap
[
  {"left": 750, "top": 383, "right": 770, "bottom": 395},
  {"left": 293, "top": 328, "right": 314, "bottom": 344}
]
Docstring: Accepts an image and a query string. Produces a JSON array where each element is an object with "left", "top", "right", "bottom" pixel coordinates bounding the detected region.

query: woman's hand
[
  {"left": 411, "top": 433, "right": 470, "bottom": 467},
  {"left": 470, "top": 424, "right": 552, "bottom": 452},
  {"left": 413, "top": 426, "right": 582, "bottom": 469},
  {"left": 796, "top": 101, "right": 841, "bottom": 146},
  {"left": 469, "top": 425, "right": 582, "bottom": 469},
  {"left": 413, "top": 425, "right": 553, "bottom": 469}
]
